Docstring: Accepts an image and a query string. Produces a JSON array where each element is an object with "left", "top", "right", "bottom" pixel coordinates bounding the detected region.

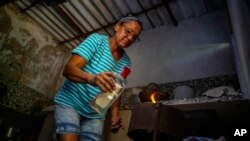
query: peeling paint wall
[{"left": 0, "top": 4, "right": 70, "bottom": 98}]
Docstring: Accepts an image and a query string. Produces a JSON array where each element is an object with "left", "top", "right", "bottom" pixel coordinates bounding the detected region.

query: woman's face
[{"left": 115, "top": 21, "right": 142, "bottom": 48}]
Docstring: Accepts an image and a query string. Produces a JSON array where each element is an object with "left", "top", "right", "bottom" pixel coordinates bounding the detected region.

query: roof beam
[
  {"left": 60, "top": 1, "right": 178, "bottom": 44},
  {"left": 163, "top": 0, "right": 178, "bottom": 26},
  {"left": 53, "top": 5, "right": 83, "bottom": 35},
  {"left": 137, "top": 0, "right": 155, "bottom": 28},
  {"left": 21, "top": 0, "right": 41, "bottom": 13}
]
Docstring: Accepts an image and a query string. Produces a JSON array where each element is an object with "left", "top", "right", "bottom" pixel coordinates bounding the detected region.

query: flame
[{"left": 150, "top": 92, "right": 156, "bottom": 103}]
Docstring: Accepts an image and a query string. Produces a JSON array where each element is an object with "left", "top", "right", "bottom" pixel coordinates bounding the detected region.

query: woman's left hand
[{"left": 111, "top": 116, "right": 125, "bottom": 133}]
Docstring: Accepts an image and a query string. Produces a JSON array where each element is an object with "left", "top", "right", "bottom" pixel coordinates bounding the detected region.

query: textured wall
[{"left": 0, "top": 4, "right": 70, "bottom": 98}]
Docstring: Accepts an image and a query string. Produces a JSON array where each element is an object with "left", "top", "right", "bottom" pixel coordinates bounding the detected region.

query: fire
[{"left": 150, "top": 92, "right": 157, "bottom": 103}]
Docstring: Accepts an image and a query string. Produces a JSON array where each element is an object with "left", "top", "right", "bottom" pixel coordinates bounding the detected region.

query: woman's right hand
[{"left": 91, "top": 72, "right": 116, "bottom": 93}]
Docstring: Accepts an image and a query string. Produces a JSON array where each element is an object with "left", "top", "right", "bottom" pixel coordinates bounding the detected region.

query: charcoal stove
[{"left": 127, "top": 102, "right": 185, "bottom": 141}]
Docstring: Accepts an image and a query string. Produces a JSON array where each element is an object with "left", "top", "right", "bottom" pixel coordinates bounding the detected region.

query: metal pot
[{"left": 173, "top": 85, "right": 194, "bottom": 99}]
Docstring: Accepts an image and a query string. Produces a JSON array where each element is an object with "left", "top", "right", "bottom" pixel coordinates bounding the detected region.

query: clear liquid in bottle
[
  {"left": 90, "top": 82, "right": 123, "bottom": 114},
  {"left": 90, "top": 67, "right": 131, "bottom": 114}
]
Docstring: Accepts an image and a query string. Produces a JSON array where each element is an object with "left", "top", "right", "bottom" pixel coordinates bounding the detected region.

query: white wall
[{"left": 126, "top": 10, "right": 235, "bottom": 88}]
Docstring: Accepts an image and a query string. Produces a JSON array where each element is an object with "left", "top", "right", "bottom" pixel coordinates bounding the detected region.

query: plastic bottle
[{"left": 90, "top": 67, "right": 131, "bottom": 114}]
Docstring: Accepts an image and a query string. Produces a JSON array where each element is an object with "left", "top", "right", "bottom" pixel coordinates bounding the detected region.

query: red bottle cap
[{"left": 120, "top": 67, "right": 131, "bottom": 79}]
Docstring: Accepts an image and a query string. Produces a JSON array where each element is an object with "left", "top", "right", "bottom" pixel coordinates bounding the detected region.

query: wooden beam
[{"left": 60, "top": 1, "right": 178, "bottom": 43}]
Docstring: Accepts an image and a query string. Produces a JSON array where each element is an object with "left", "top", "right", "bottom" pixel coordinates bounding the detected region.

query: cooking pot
[{"left": 173, "top": 85, "right": 194, "bottom": 99}]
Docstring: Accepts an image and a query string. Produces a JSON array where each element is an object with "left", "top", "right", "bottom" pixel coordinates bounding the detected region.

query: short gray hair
[{"left": 118, "top": 14, "right": 142, "bottom": 28}]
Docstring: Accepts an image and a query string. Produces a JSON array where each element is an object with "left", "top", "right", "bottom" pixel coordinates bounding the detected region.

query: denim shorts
[{"left": 54, "top": 104, "right": 104, "bottom": 141}]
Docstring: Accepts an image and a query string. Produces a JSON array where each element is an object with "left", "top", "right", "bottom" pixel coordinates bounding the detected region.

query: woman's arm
[
  {"left": 63, "top": 54, "right": 95, "bottom": 84},
  {"left": 63, "top": 54, "right": 116, "bottom": 92},
  {"left": 110, "top": 97, "right": 125, "bottom": 131}
]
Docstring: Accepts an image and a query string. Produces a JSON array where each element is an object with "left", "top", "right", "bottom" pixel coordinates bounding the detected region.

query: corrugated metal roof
[{"left": 12, "top": 0, "right": 226, "bottom": 48}]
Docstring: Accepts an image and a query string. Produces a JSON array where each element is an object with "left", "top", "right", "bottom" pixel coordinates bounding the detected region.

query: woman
[{"left": 54, "top": 14, "right": 142, "bottom": 141}]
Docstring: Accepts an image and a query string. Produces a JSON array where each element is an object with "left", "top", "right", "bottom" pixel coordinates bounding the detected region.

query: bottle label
[{"left": 120, "top": 66, "right": 131, "bottom": 79}]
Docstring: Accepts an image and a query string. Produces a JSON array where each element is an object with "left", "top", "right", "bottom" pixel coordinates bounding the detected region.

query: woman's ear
[{"left": 114, "top": 23, "right": 122, "bottom": 32}]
